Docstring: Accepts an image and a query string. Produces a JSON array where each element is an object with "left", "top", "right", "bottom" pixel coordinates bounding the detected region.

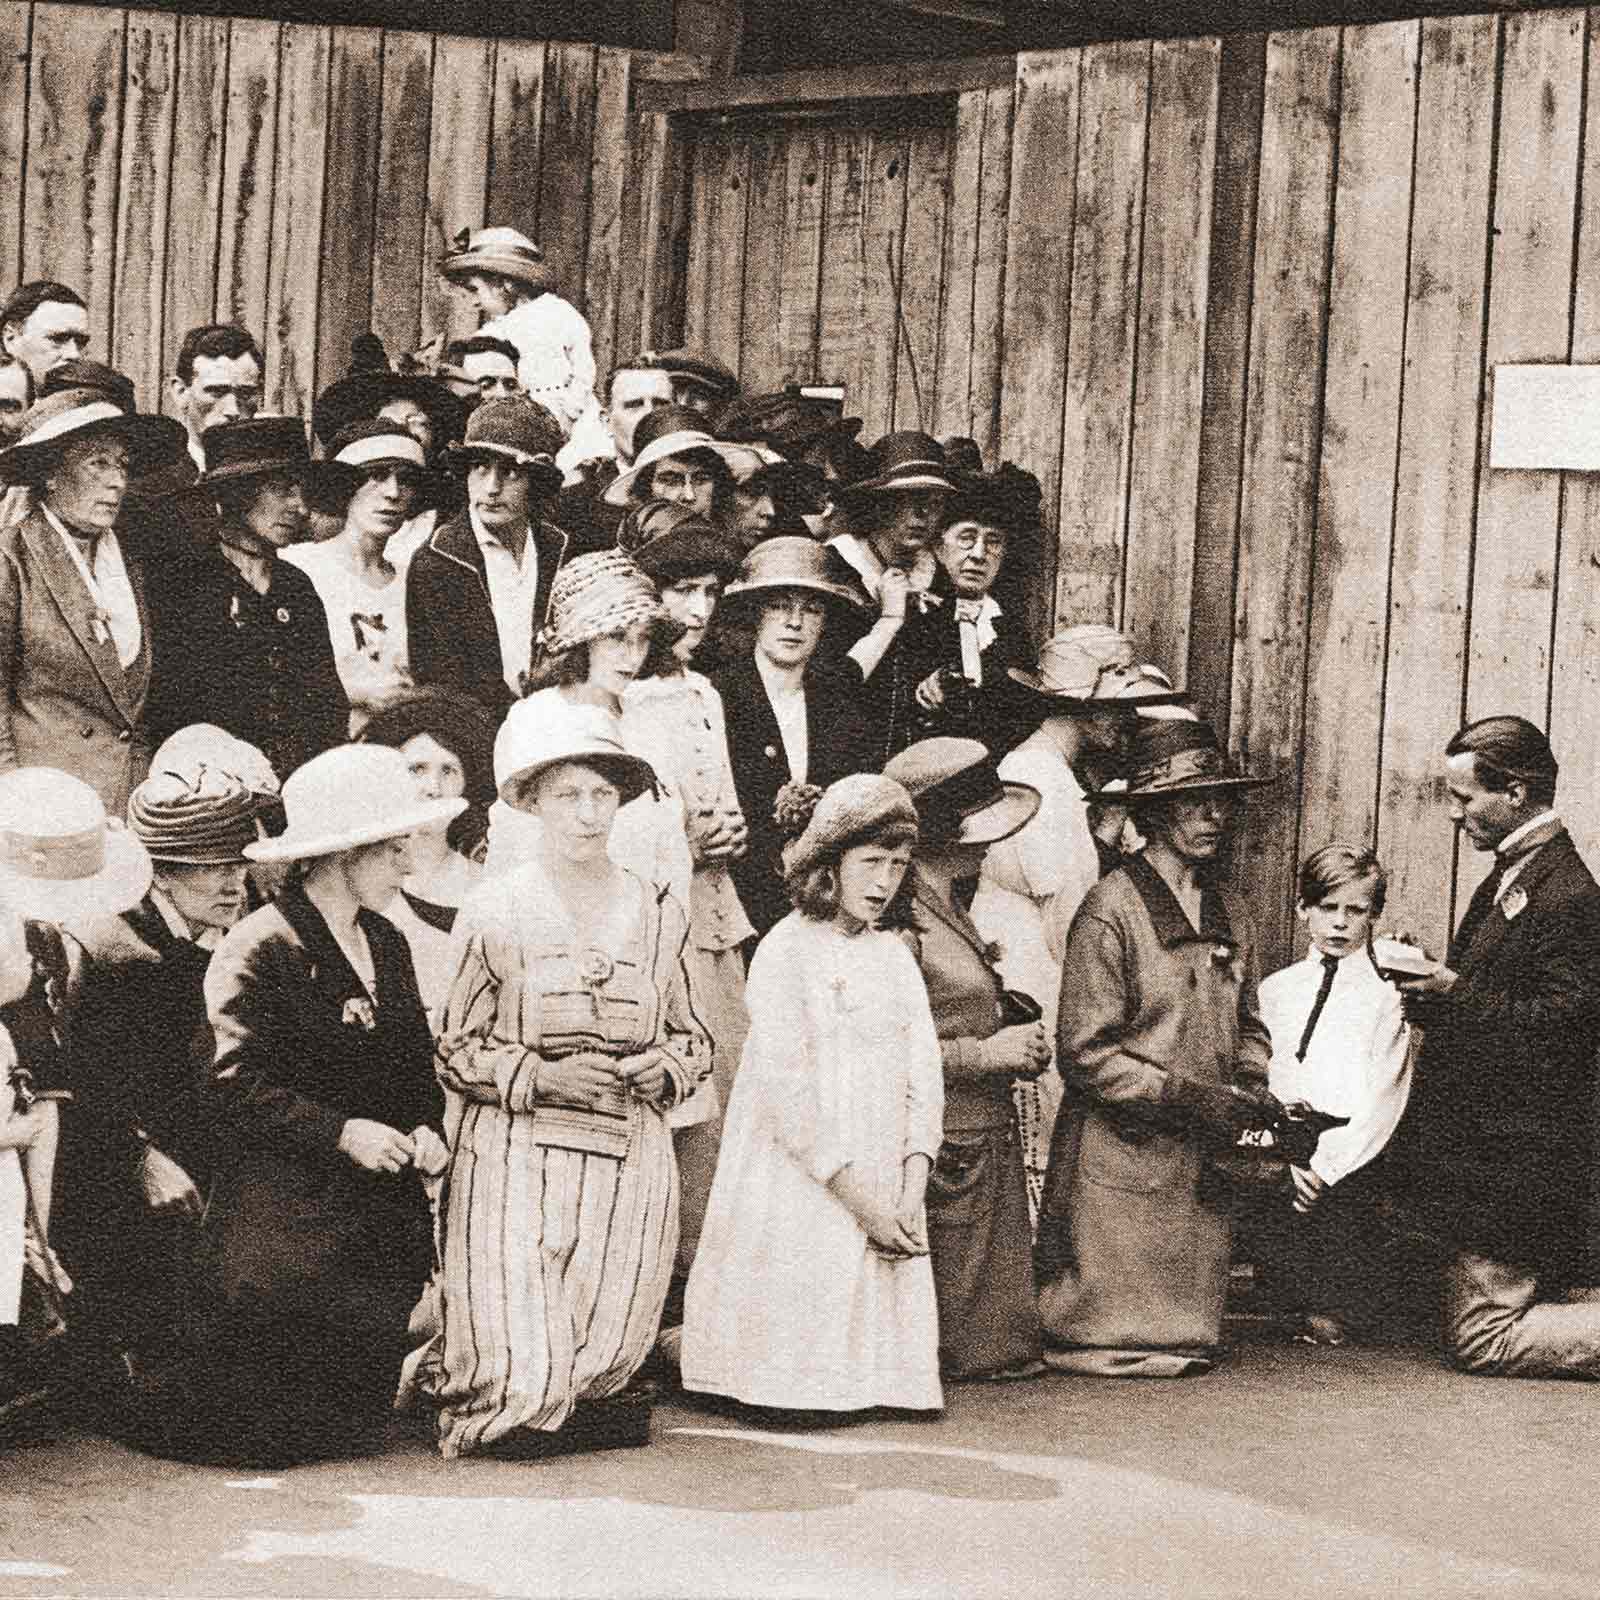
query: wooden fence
[
  {"left": 661, "top": 11, "right": 1600, "bottom": 968},
  {"left": 9, "top": 2, "right": 1600, "bottom": 968},
  {"left": 0, "top": 4, "right": 691, "bottom": 422}
]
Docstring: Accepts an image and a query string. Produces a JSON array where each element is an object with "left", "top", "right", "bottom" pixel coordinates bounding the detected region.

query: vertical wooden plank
[
  {"left": 683, "top": 127, "right": 750, "bottom": 373},
  {"left": 1122, "top": 36, "right": 1219, "bottom": 680},
  {"left": 112, "top": 10, "right": 177, "bottom": 408},
  {"left": 315, "top": 26, "right": 382, "bottom": 398},
  {"left": 420, "top": 34, "right": 495, "bottom": 350},
  {"left": 585, "top": 49, "right": 634, "bottom": 389},
  {"left": 261, "top": 22, "right": 329, "bottom": 418},
  {"left": 0, "top": 3, "right": 33, "bottom": 290},
  {"left": 162, "top": 13, "right": 229, "bottom": 404},
  {"left": 934, "top": 89, "right": 986, "bottom": 438},
  {"left": 536, "top": 43, "right": 599, "bottom": 310},
  {"left": 1465, "top": 10, "right": 1584, "bottom": 725},
  {"left": 1550, "top": 17, "right": 1600, "bottom": 866},
  {"left": 486, "top": 40, "right": 546, "bottom": 240},
  {"left": 817, "top": 127, "right": 908, "bottom": 438},
  {"left": 1377, "top": 13, "right": 1497, "bottom": 948},
  {"left": 736, "top": 127, "right": 787, "bottom": 387},
  {"left": 1297, "top": 20, "right": 1418, "bottom": 878},
  {"left": 1228, "top": 25, "right": 1340, "bottom": 966},
  {"left": 371, "top": 30, "right": 432, "bottom": 363},
  {"left": 998, "top": 51, "right": 1082, "bottom": 645},
  {"left": 214, "top": 18, "right": 280, "bottom": 336},
  {"left": 1055, "top": 39, "right": 1150, "bottom": 628},
  {"left": 22, "top": 3, "right": 127, "bottom": 357},
  {"left": 1188, "top": 32, "right": 1265, "bottom": 735},
  {"left": 776, "top": 126, "right": 828, "bottom": 384},
  {"left": 892, "top": 122, "right": 950, "bottom": 434},
  {"left": 627, "top": 110, "right": 691, "bottom": 355},
  {"left": 966, "top": 83, "right": 1013, "bottom": 464}
]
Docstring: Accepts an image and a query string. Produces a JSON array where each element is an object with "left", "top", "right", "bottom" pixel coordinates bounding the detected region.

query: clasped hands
[
  {"left": 530, "top": 1048, "right": 677, "bottom": 1112},
  {"left": 337, "top": 1119, "right": 449, "bottom": 1176},
  {"left": 688, "top": 805, "right": 748, "bottom": 864}
]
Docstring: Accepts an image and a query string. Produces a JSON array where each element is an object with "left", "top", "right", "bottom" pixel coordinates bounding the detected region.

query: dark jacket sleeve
[
  {"left": 296, "top": 579, "right": 350, "bottom": 758},
  {"left": 204, "top": 927, "right": 347, "bottom": 1161}
]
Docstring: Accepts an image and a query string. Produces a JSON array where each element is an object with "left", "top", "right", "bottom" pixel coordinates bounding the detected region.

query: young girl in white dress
[{"left": 681, "top": 774, "right": 945, "bottom": 1416}]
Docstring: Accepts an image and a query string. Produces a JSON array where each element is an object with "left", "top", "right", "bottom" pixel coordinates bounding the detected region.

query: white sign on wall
[{"left": 1489, "top": 365, "right": 1600, "bottom": 470}]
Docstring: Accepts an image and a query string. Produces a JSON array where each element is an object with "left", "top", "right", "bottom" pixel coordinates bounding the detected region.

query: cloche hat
[
  {"left": 782, "top": 773, "right": 920, "bottom": 882},
  {"left": 0, "top": 769, "right": 152, "bottom": 922},
  {"left": 883, "top": 736, "right": 1041, "bottom": 849},
  {"left": 437, "top": 225, "right": 555, "bottom": 295},
  {"left": 243, "top": 744, "right": 466, "bottom": 863},
  {"left": 445, "top": 395, "right": 564, "bottom": 493},
  {"left": 494, "top": 696, "right": 657, "bottom": 813},
  {"left": 538, "top": 549, "right": 669, "bottom": 658},
  {"left": 718, "top": 535, "right": 866, "bottom": 616}
]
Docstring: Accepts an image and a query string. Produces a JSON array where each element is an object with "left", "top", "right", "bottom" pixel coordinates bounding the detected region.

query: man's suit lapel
[
  {"left": 21, "top": 511, "right": 142, "bottom": 724},
  {"left": 1454, "top": 832, "right": 1575, "bottom": 972}
]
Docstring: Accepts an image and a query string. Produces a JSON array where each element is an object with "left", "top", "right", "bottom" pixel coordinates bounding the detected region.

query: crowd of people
[{"left": 2, "top": 219, "right": 1599, "bottom": 1471}]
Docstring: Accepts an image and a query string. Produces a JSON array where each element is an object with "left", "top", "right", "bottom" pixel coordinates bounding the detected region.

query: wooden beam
[{"left": 634, "top": 51, "right": 1016, "bottom": 114}]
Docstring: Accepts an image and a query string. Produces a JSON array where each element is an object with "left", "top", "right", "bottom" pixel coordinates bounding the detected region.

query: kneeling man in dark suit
[{"left": 1389, "top": 715, "right": 1600, "bottom": 1377}]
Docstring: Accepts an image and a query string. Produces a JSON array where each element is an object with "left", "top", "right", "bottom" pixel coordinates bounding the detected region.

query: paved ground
[{"left": 2, "top": 1341, "right": 1596, "bottom": 1599}]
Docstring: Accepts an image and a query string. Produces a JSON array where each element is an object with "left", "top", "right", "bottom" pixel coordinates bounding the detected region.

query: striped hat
[
  {"left": 128, "top": 767, "right": 264, "bottom": 865},
  {"left": 538, "top": 549, "right": 667, "bottom": 658}
]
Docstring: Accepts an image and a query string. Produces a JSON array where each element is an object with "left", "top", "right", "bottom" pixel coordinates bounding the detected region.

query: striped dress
[{"left": 429, "top": 860, "right": 708, "bottom": 1459}]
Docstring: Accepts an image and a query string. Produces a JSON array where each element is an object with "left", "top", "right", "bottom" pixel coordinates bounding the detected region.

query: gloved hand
[{"left": 1160, "top": 1074, "right": 1276, "bottom": 1143}]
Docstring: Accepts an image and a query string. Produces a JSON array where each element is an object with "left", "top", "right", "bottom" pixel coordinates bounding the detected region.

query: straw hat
[
  {"left": 437, "top": 225, "right": 555, "bottom": 294},
  {"left": 782, "top": 773, "right": 920, "bottom": 882},
  {"left": 1086, "top": 718, "right": 1275, "bottom": 804},
  {"left": 494, "top": 695, "right": 657, "bottom": 812},
  {"left": 621, "top": 501, "right": 742, "bottom": 582},
  {"left": 127, "top": 767, "right": 264, "bottom": 865},
  {"left": 0, "top": 388, "right": 187, "bottom": 486},
  {"left": 603, "top": 405, "right": 763, "bottom": 506},
  {"left": 0, "top": 769, "right": 152, "bottom": 922},
  {"left": 718, "top": 535, "right": 867, "bottom": 617},
  {"left": 538, "top": 549, "right": 668, "bottom": 658},
  {"left": 883, "top": 736, "right": 1041, "bottom": 848},
  {"left": 243, "top": 744, "right": 466, "bottom": 863},
  {"left": 444, "top": 395, "right": 564, "bottom": 493},
  {"left": 1008, "top": 623, "right": 1188, "bottom": 711}
]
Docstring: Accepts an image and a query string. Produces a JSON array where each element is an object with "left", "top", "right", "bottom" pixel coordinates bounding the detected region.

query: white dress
[
  {"left": 970, "top": 733, "right": 1100, "bottom": 1220},
  {"left": 681, "top": 913, "right": 945, "bottom": 1412},
  {"left": 482, "top": 295, "right": 597, "bottom": 433},
  {"left": 281, "top": 540, "right": 412, "bottom": 728}
]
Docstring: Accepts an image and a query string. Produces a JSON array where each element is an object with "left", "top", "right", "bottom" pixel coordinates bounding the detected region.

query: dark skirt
[{"left": 925, "top": 1123, "right": 1042, "bottom": 1377}]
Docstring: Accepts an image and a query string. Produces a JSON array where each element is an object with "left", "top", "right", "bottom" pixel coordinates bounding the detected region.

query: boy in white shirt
[{"left": 1256, "top": 843, "right": 1414, "bottom": 1343}]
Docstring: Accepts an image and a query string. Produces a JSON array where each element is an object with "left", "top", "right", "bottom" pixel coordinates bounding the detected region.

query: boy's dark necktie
[{"left": 1295, "top": 953, "right": 1340, "bottom": 1062}]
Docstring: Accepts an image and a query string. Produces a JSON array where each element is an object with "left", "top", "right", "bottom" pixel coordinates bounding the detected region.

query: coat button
[
  {"left": 80, "top": 724, "right": 94, "bottom": 738},
  {"left": 117, "top": 729, "right": 131, "bottom": 743}
]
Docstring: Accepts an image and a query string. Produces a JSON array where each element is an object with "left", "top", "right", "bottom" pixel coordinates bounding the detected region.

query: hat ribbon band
[
  {"left": 336, "top": 433, "right": 426, "bottom": 470},
  {"left": 1130, "top": 746, "right": 1233, "bottom": 790},
  {"left": 21, "top": 400, "right": 126, "bottom": 448},
  {"left": 0, "top": 822, "right": 106, "bottom": 881}
]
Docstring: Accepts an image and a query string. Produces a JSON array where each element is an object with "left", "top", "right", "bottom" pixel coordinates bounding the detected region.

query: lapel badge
[
  {"left": 1501, "top": 885, "right": 1529, "bottom": 922},
  {"left": 342, "top": 996, "right": 377, "bottom": 1031}
]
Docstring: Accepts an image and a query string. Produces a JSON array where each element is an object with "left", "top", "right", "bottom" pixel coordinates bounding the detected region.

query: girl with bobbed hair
[{"left": 681, "top": 775, "right": 945, "bottom": 1418}]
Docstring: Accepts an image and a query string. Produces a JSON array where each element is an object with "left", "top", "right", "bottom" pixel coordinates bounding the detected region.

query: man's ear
[
  {"left": 1505, "top": 778, "right": 1530, "bottom": 812},
  {"left": 1294, "top": 900, "right": 1310, "bottom": 925}
]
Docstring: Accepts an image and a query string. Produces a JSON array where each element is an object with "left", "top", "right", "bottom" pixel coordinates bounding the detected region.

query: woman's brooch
[
  {"left": 982, "top": 939, "right": 1004, "bottom": 968},
  {"left": 1209, "top": 943, "right": 1245, "bottom": 985},
  {"left": 342, "top": 996, "right": 377, "bottom": 1032}
]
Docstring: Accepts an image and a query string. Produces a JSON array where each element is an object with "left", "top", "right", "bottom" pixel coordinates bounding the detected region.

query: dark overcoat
[{"left": 1386, "top": 829, "right": 1600, "bottom": 1281}]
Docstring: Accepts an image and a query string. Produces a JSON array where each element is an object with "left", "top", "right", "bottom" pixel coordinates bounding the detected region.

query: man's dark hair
[
  {"left": 1447, "top": 715, "right": 1559, "bottom": 807},
  {"left": 449, "top": 335, "right": 520, "bottom": 368},
  {"left": 175, "top": 323, "right": 263, "bottom": 385},
  {"left": 1, "top": 280, "right": 85, "bottom": 335}
]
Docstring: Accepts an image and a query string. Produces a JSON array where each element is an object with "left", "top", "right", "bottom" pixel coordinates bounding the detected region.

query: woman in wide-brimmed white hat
[
  {"left": 427, "top": 696, "right": 709, "bottom": 1459},
  {"left": 185, "top": 743, "right": 461, "bottom": 1466}
]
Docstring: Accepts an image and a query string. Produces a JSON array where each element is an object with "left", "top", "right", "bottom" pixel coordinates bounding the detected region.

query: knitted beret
[{"left": 782, "top": 773, "right": 919, "bottom": 884}]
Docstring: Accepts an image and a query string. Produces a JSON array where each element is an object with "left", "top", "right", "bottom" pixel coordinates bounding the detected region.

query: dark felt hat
[
  {"left": 444, "top": 395, "right": 564, "bottom": 494},
  {"left": 198, "top": 415, "right": 354, "bottom": 499},
  {"left": 847, "top": 431, "right": 958, "bottom": 496},
  {"left": 0, "top": 387, "right": 187, "bottom": 485},
  {"left": 622, "top": 500, "right": 742, "bottom": 582},
  {"left": 637, "top": 347, "right": 740, "bottom": 404},
  {"left": 312, "top": 335, "right": 465, "bottom": 448},
  {"left": 717, "top": 388, "right": 865, "bottom": 456},
  {"left": 1087, "top": 718, "right": 1276, "bottom": 804}
]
